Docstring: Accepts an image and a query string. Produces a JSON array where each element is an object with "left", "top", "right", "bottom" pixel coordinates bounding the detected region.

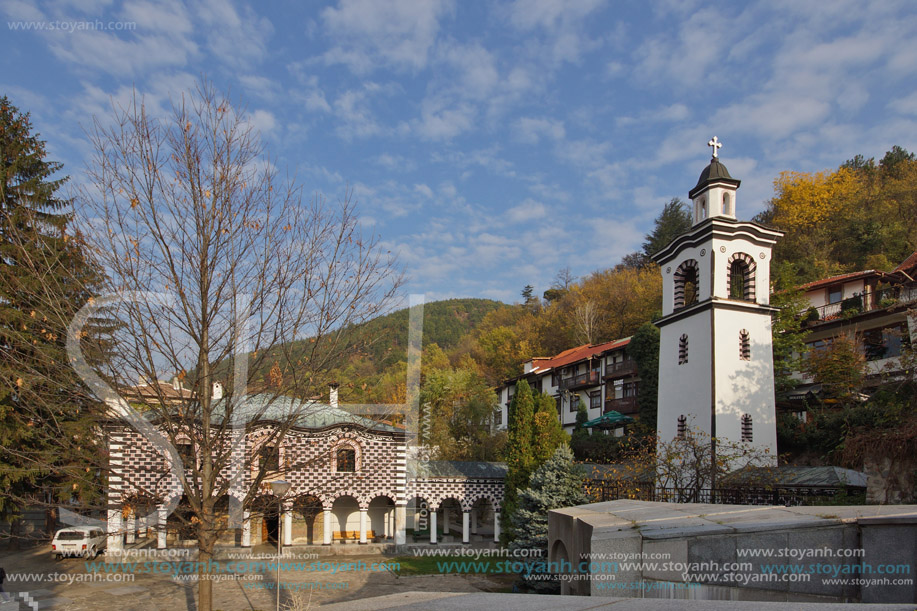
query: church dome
[{"left": 689, "top": 158, "right": 741, "bottom": 200}]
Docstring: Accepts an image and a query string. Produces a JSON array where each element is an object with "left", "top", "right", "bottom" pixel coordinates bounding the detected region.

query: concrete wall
[{"left": 549, "top": 500, "right": 917, "bottom": 603}]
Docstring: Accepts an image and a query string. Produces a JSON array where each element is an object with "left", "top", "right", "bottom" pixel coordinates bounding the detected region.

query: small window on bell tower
[{"left": 723, "top": 192, "right": 731, "bottom": 216}]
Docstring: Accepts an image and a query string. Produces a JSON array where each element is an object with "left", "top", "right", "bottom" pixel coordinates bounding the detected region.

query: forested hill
[{"left": 336, "top": 297, "right": 507, "bottom": 366}]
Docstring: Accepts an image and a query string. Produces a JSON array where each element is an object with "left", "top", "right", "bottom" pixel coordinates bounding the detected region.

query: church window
[
  {"left": 739, "top": 330, "right": 750, "bottom": 360},
  {"left": 678, "top": 334, "right": 688, "bottom": 364},
  {"left": 259, "top": 444, "right": 279, "bottom": 473},
  {"left": 726, "top": 253, "right": 756, "bottom": 301},
  {"left": 674, "top": 259, "right": 700, "bottom": 308},
  {"left": 336, "top": 448, "right": 356, "bottom": 472},
  {"left": 677, "top": 415, "right": 687, "bottom": 439},
  {"left": 723, "top": 192, "right": 731, "bottom": 215},
  {"left": 699, "top": 198, "right": 706, "bottom": 219},
  {"left": 741, "top": 414, "right": 753, "bottom": 442}
]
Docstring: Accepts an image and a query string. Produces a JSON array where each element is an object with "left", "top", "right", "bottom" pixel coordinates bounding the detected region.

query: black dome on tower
[{"left": 689, "top": 157, "right": 741, "bottom": 200}]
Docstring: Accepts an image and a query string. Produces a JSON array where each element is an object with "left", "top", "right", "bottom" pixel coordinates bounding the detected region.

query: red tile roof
[
  {"left": 894, "top": 250, "right": 917, "bottom": 274},
  {"left": 528, "top": 337, "right": 631, "bottom": 374},
  {"left": 797, "top": 270, "right": 877, "bottom": 292}
]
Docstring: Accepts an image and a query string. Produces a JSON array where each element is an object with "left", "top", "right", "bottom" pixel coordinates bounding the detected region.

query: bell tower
[{"left": 652, "top": 138, "right": 783, "bottom": 464}]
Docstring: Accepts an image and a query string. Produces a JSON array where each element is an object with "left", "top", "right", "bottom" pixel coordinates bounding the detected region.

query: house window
[
  {"left": 739, "top": 329, "right": 750, "bottom": 360},
  {"left": 531, "top": 377, "right": 542, "bottom": 394},
  {"left": 336, "top": 448, "right": 356, "bottom": 472},
  {"left": 678, "top": 334, "right": 688, "bottom": 365},
  {"left": 674, "top": 259, "right": 700, "bottom": 308},
  {"left": 863, "top": 324, "right": 909, "bottom": 361},
  {"left": 569, "top": 393, "right": 580, "bottom": 413},
  {"left": 677, "top": 415, "right": 687, "bottom": 439},
  {"left": 589, "top": 391, "right": 602, "bottom": 410},
  {"left": 828, "top": 286, "right": 842, "bottom": 304},
  {"left": 741, "top": 414, "right": 753, "bottom": 442},
  {"left": 622, "top": 381, "right": 638, "bottom": 397},
  {"left": 259, "top": 444, "right": 280, "bottom": 473},
  {"left": 726, "top": 253, "right": 756, "bottom": 301},
  {"left": 177, "top": 442, "right": 195, "bottom": 472}
]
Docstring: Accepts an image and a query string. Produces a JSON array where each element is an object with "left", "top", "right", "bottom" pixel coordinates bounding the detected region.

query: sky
[{"left": 2, "top": 0, "right": 917, "bottom": 304}]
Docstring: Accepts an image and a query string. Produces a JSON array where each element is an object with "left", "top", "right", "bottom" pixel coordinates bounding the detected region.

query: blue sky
[{"left": 3, "top": 0, "right": 916, "bottom": 304}]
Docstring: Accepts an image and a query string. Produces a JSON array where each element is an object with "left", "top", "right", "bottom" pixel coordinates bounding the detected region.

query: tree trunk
[{"left": 197, "top": 510, "right": 215, "bottom": 611}]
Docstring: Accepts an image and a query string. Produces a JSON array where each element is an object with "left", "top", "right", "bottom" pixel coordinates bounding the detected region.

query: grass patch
[{"left": 388, "top": 554, "right": 515, "bottom": 576}]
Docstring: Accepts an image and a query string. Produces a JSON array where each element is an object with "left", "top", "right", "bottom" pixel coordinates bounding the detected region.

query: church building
[{"left": 651, "top": 138, "right": 783, "bottom": 462}]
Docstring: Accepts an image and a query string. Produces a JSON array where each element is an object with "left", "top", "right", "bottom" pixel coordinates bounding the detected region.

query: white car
[{"left": 51, "top": 526, "right": 106, "bottom": 559}]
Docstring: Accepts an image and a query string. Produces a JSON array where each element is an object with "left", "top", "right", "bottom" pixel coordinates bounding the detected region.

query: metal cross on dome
[{"left": 708, "top": 136, "right": 722, "bottom": 159}]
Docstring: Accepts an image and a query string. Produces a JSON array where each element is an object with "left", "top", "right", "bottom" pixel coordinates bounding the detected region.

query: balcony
[
  {"left": 801, "top": 283, "right": 917, "bottom": 326},
  {"left": 604, "top": 360, "right": 637, "bottom": 379},
  {"left": 558, "top": 370, "right": 601, "bottom": 391},
  {"left": 605, "top": 396, "right": 638, "bottom": 415}
]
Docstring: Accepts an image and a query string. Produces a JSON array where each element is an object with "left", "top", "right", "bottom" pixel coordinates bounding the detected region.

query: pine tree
[
  {"left": 509, "top": 444, "right": 586, "bottom": 591},
  {"left": 0, "top": 96, "right": 107, "bottom": 531},
  {"left": 570, "top": 400, "right": 590, "bottom": 454},
  {"left": 501, "top": 379, "right": 535, "bottom": 542},
  {"left": 532, "top": 392, "right": 566, "bottom": 464}
]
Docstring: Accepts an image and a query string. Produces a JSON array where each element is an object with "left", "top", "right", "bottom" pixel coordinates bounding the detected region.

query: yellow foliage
[{"left": 770, "top": 167, "right": 860, "bottom": 229}]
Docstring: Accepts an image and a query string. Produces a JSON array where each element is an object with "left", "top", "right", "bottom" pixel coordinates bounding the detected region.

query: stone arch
[
  {"left": 674, "top": 259, "right": 700, "bottom": 308},
  {"left": 550, "top": 539, "right": 574, "bottom": 595},
  {"left": 368, "top": 495, "right": 396, "bottom": 541},
  {"left": 331, "top": 495, "right": 361, "bottom": 542},
  {"left": 407, "top": 495, "right": 432, "bottom": 533},
  {"left": 293, "top": 495, "right": 323, "bottom": 545},
  {"left": 438, "top": 497, "right": 463, "bottom": 538},
  {"left": 727, "top": 252, "right": 757, "bottom": 301},
  {"left": 250, "top": 494, "right": 281, "bottom": 545}
]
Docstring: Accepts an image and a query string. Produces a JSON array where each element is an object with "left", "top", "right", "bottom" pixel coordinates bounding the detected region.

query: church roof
[
  {"left": 688, "top": 157, "right": 741, "bottom": 199},
  {"left": 209, "top": 393, "right": 401, "bottom": 432}
]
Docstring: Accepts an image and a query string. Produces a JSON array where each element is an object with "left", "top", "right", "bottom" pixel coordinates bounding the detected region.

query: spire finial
[{"left": 707, "top": 136, "right": 722, "bottom": 159}]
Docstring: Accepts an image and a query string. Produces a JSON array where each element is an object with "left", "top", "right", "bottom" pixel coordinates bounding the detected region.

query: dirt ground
[{"left": 0, "top": 544, "right": 513, "bottom": 610}]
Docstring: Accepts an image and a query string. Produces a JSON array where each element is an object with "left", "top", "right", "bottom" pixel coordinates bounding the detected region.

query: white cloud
[
  {"left": 506, "top": 198, "right": 548, "bottom": 223},
  {"left": 320, "top": 0, "right": 454, "bottom": 73},
  {"left": 414, "top": 183, "right": 434, "bottom": 199},
  {"left": 513, "top": 116, "right": 565, "bottom": 144}
]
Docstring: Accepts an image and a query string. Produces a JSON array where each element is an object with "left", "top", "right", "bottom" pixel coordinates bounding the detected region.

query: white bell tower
[{"left": 652, "top": 138, "right": 783, "bottom": 464}]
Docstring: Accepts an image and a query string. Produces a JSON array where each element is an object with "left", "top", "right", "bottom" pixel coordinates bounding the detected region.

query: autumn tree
[
  {"left": 67, "top": 81, "right": 400, "bottom": 611},
  {"left": 642, "top": 197, "right": 692, "bottom": 259}
]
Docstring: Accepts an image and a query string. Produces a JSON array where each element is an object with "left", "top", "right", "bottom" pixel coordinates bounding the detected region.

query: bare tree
[
  {"left": 572, "top": 299, "right": 600, "bottom": 345},
  {"left": 66, "top": 80, "right": 401, "bottom": 610}
]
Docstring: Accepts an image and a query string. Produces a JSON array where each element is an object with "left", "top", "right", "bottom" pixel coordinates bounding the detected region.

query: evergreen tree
[
  {"left": 501, "top": 379, "right": 535, "bottom": 543},
  {"left": 570, "top": 400, "right": 590, "bottom": 453},
  {"left": 532, "top": 392, "right": 567, "bottom": 464},
  {"left": 0, "top": 96, "right": 107, "bottom": 530},
  {"left": 509, "top": 444, "right": 586, "bottom": 591},
  {"left": 642, "top": 197, "right": 692, "bottom": 259},
  {"left": 630, "top": 323, "right": 659, "bottom": 434}
]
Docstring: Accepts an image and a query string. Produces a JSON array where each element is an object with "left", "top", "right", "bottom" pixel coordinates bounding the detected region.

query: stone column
[
  {"left": 107, "top": 508, "right": 123, "bottom": 553},
  {"left": 394, "top": 504, "right": 406, "bottom": 545},
  {"left": 359, "top": 509, "right": 368, "bottom": 544},
  {"left": 241, "top": 510, "right": 251, "bottom": 548},
  {"left": 323, "top": 509, "right": 332, "bottom": 545},
  {"left": 429, "top": 510, "right": 437, "bottom": 544},
  {"left": 462, "top": 511, "right": 470, "bottom": 544},
  {"left": 157, "top": 507, "right": 167, "bottom": 550},
  {"left": 283, "top": 509, "right": 293, "bottom": 546},
  {"left": 493, "top": 511, "right": 500, "bottom": 543},
  {"left": 125, "top": 510, "right": 136, "bottom": 544}
]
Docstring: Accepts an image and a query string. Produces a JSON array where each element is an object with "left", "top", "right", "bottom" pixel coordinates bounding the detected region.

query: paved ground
[{"left": 0, "top": 544, "right": 512, "bottom": 610}]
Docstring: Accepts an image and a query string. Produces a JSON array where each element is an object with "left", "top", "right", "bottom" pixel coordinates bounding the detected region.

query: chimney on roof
[
  {"left": 329, "top": 383, "right": 339, "bottom": 408},
  {"left": 212, "top": 382, "right": 223, "bottom": 401},
  {"left": 172, "top": 376, "right": 180, "bottom": 391},
  {"left": 523, "top": 360, "right": 534, "bottom": 373}
]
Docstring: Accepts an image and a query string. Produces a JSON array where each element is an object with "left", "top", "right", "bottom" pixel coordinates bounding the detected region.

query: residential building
[
  {"left": 496, "top": 337, "right": 639, "bottom": 433},
  {"left": 782, "top": 251, "right": 917, "bottom": 414}
]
